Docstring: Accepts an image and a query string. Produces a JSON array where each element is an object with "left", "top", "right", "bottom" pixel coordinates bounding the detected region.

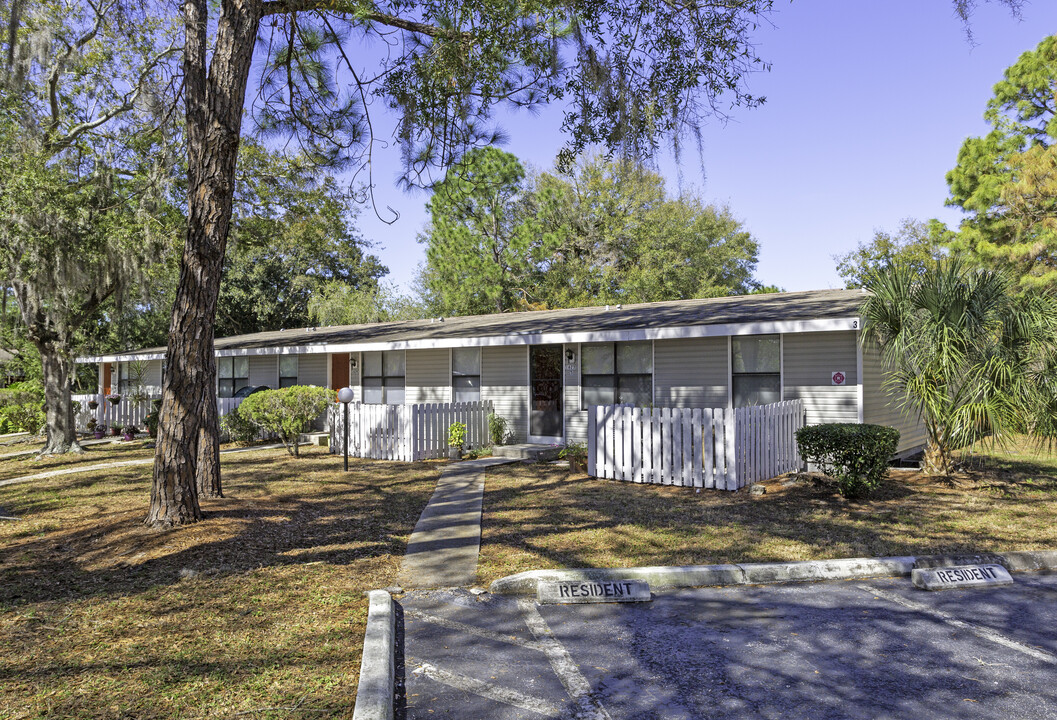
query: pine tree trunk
[
  {"left": 197, "top": 377, "right": 223, "bottom": 498},
  {"left": 146, "top": 0, "right": 260, "bottom": 528},
  {"left": 37, "top": 342, "right": 82, "bottom": 455}
]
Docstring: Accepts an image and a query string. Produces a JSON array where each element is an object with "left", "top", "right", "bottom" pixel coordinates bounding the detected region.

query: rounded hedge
[{"left": 795, "top": 423, "right": 900, "bottom": 499}]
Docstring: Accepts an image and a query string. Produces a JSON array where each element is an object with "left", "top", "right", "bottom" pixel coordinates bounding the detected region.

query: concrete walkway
[
  {"left": 0, "top": 438, "right": 114, "bottom": 461},
  {"left": 398, "top": 457, "right": 515, "bottom": 589},
  {"left": 0, "top": 442, "right": 300, "bottom": 489}
]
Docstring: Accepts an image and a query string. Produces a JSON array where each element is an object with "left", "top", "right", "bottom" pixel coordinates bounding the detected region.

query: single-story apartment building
[{"left": 77, "top": 289, "right": 925, "bottom": 455}]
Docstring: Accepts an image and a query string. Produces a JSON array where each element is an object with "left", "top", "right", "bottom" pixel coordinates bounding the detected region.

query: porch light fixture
[
  {"left": 565, "top": 348, "right": 575, "bottom": 362},
  {"left": 337, "top": 386, "right": 355, "bottom": 471},
  {"left": 350, "top": 357, "right": 358, "bottom": 369}
]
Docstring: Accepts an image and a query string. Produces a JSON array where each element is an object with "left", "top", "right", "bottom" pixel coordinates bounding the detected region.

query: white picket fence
[
  {"left": 73, "top": 393, "right": 246, "bottom": 432},
  {"left": 328, "top": 400, "right": 493, "bottom": 462},
  {"left": 734, "top": 400, "right": 804, "bottom": 487},
  {"left": 588, "top": 399, "right": 804, "bottom": 491}
]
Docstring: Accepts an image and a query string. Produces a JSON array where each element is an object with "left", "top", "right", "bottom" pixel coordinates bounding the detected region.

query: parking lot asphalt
[{"left": 398, "top": 573, "right": 1057, "bottom": 719}]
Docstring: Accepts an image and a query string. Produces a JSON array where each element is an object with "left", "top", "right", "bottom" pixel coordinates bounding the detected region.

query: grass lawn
[
  {"left": 476, "top": 440, "right": 1057, "bottom": 584},
  {"left": 0, "top": 446, "right": 439, "bottom": 719},
  {"left": 0, "top": 439, "right": 156, "bottom": 482}
]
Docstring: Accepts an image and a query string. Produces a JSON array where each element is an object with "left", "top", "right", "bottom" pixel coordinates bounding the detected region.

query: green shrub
[
  {"left": 796, "top": 423, "right": 900, "bottom": 499},
  {"left": 448, "top": 421, "right": 467, "bottom": 448},
  {"left": 0, "top": 380, "right": 45, "bottom": 434},
  {"left": 487, "top": 412, "right": 508, "bottom": 446},
  {"left": 237, "top": 385, "right": 332, "bottom": 457},
  {"left": 220, "top": 405, "right": 259, "bottom": 445},
  {"left": 559, "top": 442, "right": 588, "bottom": 471}
]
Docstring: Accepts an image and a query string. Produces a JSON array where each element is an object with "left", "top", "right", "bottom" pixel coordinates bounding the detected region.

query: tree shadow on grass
[
  {"left": 477, "top": 462, "right": 1057, "bottom": 583},
  {"left": 0, "top": 449, "right": 441, "bottom": 606}
]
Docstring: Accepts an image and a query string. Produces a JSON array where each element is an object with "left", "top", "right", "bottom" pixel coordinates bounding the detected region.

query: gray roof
[{"left": 86, "top": 289, "right": 866, "bottom": 362}]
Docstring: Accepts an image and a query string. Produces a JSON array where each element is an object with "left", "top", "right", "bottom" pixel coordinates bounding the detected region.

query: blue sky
[{"left": 356, "top": 1, "right": 1057, "bottom": 294}]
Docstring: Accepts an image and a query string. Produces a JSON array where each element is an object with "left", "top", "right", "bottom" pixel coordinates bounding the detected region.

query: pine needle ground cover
[
  {"left": 477, "top": 440, "right": 1057, "bottom": 585},
  {"left": 0, "top": 446, "right": 438, "bottom": 719},
  {"left": 0, "top": 441, "right": 156, "bottom": 482}
]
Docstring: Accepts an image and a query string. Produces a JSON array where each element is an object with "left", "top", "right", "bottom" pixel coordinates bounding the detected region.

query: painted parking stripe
[
  {"left": 405, "top": 608, "right": 547, "bottom": 652},
  {"left": 858, "top": 585, "right": 1057, "bottom": 664},
  {"left": 518, "top": 599, "right": 614, "bottom": 720},
  {"left": 410, "top": 659, "right": 563, "bottom": 718}
]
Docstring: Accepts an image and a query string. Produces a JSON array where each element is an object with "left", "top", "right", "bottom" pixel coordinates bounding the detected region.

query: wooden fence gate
[
  {"left": 328, "top": 400, "right": 493, "bottom": 462},
  {"left": 588, "top": 400, "right": 804, "bottom": 490}
]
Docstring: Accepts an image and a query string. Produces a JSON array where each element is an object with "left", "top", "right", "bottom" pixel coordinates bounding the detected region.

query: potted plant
[
  {"left": 87, "top": 399, "right": 99, "bottom": 410},
  {"left": 559, "top": 442, "right": 589, "bottom": 474},
  {"left": 144, "top": 399, "right": 162, "bottom": 438},
  {"left": 91, "top": 422, "right": 107, "bottom": 440},
  {"left": 448, "top": 421, "right": 467, "bottom": 460},
  {"left": 121, "top": 424, "right": 138, "bottom": 441},
  {"left": 106, "top": 393, "right": 121, "bottom": 407},
  {"left": 110, "top": 424, "right": 122, "bottom": 437}
]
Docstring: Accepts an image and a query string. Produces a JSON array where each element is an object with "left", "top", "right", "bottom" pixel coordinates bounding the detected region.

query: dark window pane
[
  {"left": 278, "top": 377, "right": 297, "bottom": 389},
  {"left": 532, "top": 379, "right": 562, "bottom": 412},
  {"left": 530, "top": 407, "right": 562, "bottom": 437},
  {"left": 218, "top": 379, "right": 234, "bottom": 398},
  {"left": 618, "top": 375, "right": 652, "bottom": 406},
  {"left": 531, "top": 345, "right": 562, "bottom": 380},
  {"left": 732, "top": 374, "right": 781, "bottom": 408}
]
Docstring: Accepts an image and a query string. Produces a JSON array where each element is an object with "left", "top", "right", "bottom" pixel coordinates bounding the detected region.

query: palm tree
[{"left": 861, "top": 259, "right": 1057, "bottom": 475}]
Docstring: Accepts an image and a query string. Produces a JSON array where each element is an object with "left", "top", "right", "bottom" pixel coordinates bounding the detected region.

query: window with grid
[
  {"left": 362, "top": 350, "right": 405, "bottom": 405},
  {"left": 279, "top": 356, "right": 298, "bottom": 388},
  {"left": 218, "top": 357, "right": 249, "bottom": 398},
  {"left": 452, "top": 348, "right": 481, "bottom": 403},
  {"left": 731, "top": 335, "right": 781, "bottom": 407},
  {"left": 115, "top": 363, "right": 129, "bottom": 394},
  {"left": 581, "top": 341, "right": 652, "bottom": 409}
]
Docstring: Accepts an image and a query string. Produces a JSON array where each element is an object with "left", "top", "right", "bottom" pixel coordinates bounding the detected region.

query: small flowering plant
[
  {"left": 106, "top": 393, "right": 121, "bottom": 406},
  {"left": 87, "top": 399, "right": 99, "bottom": 410}
]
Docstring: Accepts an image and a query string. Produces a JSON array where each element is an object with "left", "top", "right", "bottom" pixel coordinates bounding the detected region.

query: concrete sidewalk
[
  {"left": 397, "top": 457, "right": 515, "bottom": 589},
  {"left": 0, "top": 442, "right": 302, "bottom": 489}
]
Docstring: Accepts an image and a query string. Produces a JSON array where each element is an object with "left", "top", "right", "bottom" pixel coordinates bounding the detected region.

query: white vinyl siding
[
  {"left": 782, "top": 331, "right": 859, "bottom": 425},
  {"left": 862, "top": 340, "right": 927, "bottom": 455},
  {"left": 249, "top": 356, "right": 277, "bottom": 388},
  {"left": 349, "top": 353, "right": 362, "bottom": 402},
  {"left": 564, "top": 343, "right": 587, "bottom": 443},
  {"left": 654, "top": 337, "right": 728, "bottom": 408},
  {"left": 297, "top": 353, "right": 328, "bottom": 387},
  {"left": 144, "top": 360, "right": 163, "bottom": 394},
  {"left": 482, "top": 345, "right": 528, "bottom": 443},
  {"left": 407, "top": 348, "right": 451, "bottom": 403}
]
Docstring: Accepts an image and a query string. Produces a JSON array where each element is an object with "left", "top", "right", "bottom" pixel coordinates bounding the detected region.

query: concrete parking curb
[
  {"left": 488, "top": 550, "right": 1057, "bottom": 595},
  {"left": 352, "top": 590, "right": 395, "bottom": 720}
]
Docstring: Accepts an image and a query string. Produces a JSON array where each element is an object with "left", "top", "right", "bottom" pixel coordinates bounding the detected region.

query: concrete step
[{"left": 491, "top": 443, "right": 563, "bottom": 462}]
